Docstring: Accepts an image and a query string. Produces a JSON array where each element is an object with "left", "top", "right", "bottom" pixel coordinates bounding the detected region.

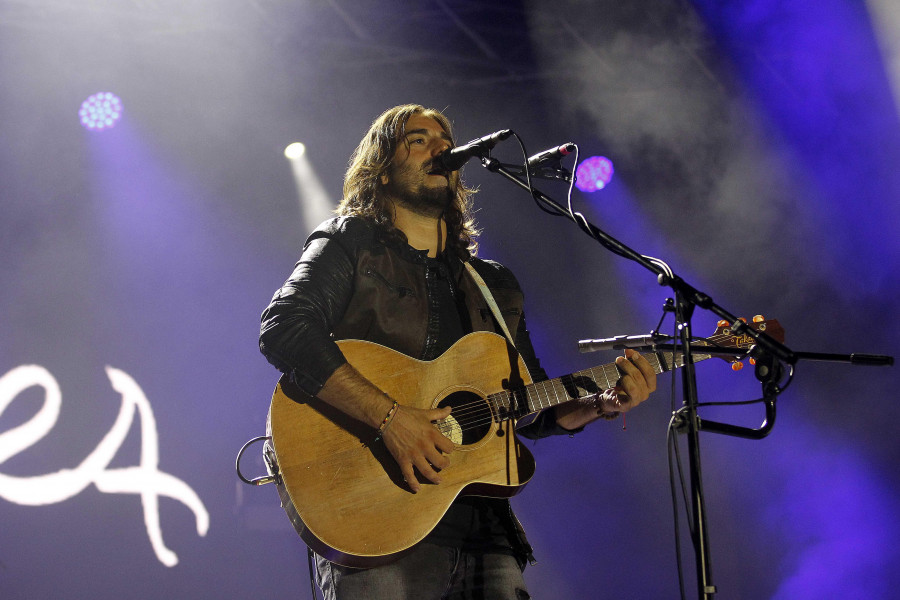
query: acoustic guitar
[{"left": 268, "top": 318, "right": 783, "bottom": 567}]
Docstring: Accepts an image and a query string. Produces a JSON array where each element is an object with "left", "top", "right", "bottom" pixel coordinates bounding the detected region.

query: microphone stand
[{"left": 479, "top": 156, "right": 894, "bottom": 599}]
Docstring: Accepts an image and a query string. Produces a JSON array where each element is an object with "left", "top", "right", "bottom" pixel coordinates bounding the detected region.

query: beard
[
  {"left": 393, "top": 184, "right": 453, "bottom": 217},
  {"left": 384, "top": 164, "right": 454, "bottom": 218}
]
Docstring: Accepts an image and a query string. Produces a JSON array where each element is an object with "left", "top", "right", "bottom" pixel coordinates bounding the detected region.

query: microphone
[
  {"left": 435, "top": 129, "right": 512, "bottom": 172},
  {"left": 527, "top": 143, "right": 576, "bottom": 169},
  {"left": 578, "top": 333, "right": 672, "bottom": 353}
]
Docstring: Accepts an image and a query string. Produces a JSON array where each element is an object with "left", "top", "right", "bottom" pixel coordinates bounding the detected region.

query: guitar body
[
  {"left": 267, "top": 317, "right": 783, "bottom": 568},
  {"left": 269, "top": 331, "right": 537, "bottom": 568}
]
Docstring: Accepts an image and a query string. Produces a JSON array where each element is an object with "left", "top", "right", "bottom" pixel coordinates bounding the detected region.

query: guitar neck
[{"left": 491, "top": 349, "right": 715, "bottom": 421}]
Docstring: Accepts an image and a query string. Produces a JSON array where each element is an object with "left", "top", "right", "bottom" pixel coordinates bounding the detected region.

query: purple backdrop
[{"left": 1, "top": 1, "right": 898, "bottom": 598}]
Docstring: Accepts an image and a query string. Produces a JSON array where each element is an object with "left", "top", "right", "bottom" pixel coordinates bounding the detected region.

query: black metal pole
[{"left": 675, "top": 296, "right": 717, "bottom": 599}]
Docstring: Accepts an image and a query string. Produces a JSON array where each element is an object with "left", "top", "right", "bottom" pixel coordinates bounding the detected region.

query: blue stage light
[
  {"left": 79, "top": 92, "right": 123, "bottom": 131},
  {"left": 575, "top": 156, "right": 614, "bottom": 192}
]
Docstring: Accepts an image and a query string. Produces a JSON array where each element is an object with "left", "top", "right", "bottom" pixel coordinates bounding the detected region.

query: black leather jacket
[{"left": 259, "top": 216, "right": 571, "bottom": 439}]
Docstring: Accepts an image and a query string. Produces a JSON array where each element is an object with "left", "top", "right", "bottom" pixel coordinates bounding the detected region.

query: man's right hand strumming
[
  {"left": 381, "top": 405, "right": 454, "bottom": 493},
  {"left": 315, "top": 363, "right": 455, "bottom": 493}
]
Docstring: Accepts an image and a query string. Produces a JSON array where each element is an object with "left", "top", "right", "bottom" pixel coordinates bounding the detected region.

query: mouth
[{"left": 426, "top": 166, "right": 450, "bottom": 180}]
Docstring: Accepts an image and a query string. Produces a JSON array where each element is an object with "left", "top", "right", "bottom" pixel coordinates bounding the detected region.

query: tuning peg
[
  {"left": 731, "top": 362, "right": 744, "bottom": 371},
  {"left": 752, "top": 315, "right": 765, "bottom": 323},
  {"left": 749, "top": 357, "right": 756, "bottom": 366},
  {"left": 717, "top": 319, "right": 729, "bottom": 328}
]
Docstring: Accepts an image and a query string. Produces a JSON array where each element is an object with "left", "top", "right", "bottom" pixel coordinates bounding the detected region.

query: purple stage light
[
  {"left": 575, "top": 156, "right": 614, "bottom": 192},
  {"left": 79, "top": 92, "right": 123, "bottom": 131}
]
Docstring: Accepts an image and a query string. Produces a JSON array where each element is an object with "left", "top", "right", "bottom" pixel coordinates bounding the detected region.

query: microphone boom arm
[
  {"left": 477, "top": 151, "right": 894, "bottom": 600},
  {"left": 482, "top": 156, "right": 795, "bottom": 363}
]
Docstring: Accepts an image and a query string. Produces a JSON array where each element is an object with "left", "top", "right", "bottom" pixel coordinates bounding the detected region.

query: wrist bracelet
[
  {"left": 601, "top": 411, "right": 627, "bottom": 431},
  {"left": 373, "top": 399, "right": 400, "bottom": 442}
]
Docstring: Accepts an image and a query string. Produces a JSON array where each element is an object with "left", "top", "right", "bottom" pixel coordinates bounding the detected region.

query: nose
[{"left": 431, "top": 138, "right": 451, "bottom": 157}]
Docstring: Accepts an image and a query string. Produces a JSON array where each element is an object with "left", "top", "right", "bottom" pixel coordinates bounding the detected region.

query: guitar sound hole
[{"left": 437, "top": 391, "right": 494, "bottom": 446}]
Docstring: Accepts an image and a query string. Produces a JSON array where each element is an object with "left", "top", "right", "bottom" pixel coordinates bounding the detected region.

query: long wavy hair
[{"left": 338, "top": 104, "right": 479, "bottom": 259}]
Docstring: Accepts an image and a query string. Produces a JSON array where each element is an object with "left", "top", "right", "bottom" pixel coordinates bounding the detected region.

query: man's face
[{"left": 381, "top": 114, "right": 457, "bottom": 217}]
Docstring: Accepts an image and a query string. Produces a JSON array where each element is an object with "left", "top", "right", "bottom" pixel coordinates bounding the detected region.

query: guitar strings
[
  {"left": 431, "top": 374, "right": 615, "bottom": 436},
  {"left": 445, "top": 360, "right": 697, "bottom": 434},
  {"left": 436, "top": 364, "right": 669, "bottom": 436},
  {"left": 432, "top": 353, "right": 684, "bottom": 435},
  {"left": 429, "top": 330, "right": 744, "bottom": 437},
  {"left": 433, "top": 358, "right": 660, "bottom": 434}
]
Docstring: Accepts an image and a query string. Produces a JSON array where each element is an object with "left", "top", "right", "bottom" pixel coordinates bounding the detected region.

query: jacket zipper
[{"left": 363, "top": 268, "right": 416, "bottom": 298}]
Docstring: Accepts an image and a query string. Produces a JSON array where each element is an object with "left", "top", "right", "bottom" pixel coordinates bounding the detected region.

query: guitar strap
[
  {"left": 463, "top": 262, "right": 541, "bottom": 565},
  {"left": 464, "top": 262, "right": 516, "bottom": 347}
]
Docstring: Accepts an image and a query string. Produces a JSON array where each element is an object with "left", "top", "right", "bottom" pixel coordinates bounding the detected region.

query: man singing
[{"left": 259, "top": 104, "right": 656, "bottom": 599}]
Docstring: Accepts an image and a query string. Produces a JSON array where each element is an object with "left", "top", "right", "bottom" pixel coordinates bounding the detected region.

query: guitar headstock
[{"left": 703, "top": 315, "right": 785, "bottom": 370}]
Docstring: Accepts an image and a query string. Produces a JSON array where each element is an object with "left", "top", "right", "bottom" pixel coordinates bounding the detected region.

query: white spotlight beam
[
  {"left": 285, "top": 145, "right": 335, "bottom": 233},
  {"left": 867, "top": 0, "right": 900, "bottom": 119}
]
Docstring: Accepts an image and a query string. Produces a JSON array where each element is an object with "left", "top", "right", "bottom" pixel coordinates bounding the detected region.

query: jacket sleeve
[
  {"left": 259, "top": 219, "right": 359, "bottom": 396},
  {"left": 513, "top": 310, "right": 586, "bottom": 440}
]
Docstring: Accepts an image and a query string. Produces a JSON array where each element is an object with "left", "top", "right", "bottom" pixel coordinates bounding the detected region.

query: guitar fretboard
[{"left": 487, "top": 349, "right": 715, "bottom": 421}]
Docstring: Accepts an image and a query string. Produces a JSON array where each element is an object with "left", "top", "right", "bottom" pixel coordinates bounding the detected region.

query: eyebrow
[{"left": 405, "top": 128, "right": 454, "bottom": 144}]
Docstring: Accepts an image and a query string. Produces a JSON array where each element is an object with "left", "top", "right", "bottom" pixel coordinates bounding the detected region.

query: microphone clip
[{"left": 495, "top": 161, "right": 573, "bottom": 182}]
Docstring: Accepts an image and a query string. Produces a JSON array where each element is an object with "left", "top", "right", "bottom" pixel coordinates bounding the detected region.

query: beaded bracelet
[
  {"left": 600, "top": 411, "right": 627, "bottom": 431},
  {"left": 373, "top": 399, "right": 400, "bottom": 442}
]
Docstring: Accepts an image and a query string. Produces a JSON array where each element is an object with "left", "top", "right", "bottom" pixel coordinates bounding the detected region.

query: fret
[
  {"left": 584, "top": 366, "right": 607, "bottom": 390},
  {"left": 534, "top": 379, "right": 551, "bottom": 410},
  {"left": 487, "top": 394, "right": 500, "bottom": 418},
  {"left": 546, "top": 377, "right": 575, "bottom": 407},
  {"left": 545, "top": 377, "right": 566, "bottom": 407},
  {"left": 511, "top": 387, "right": 531, "bottom": 419},
  {"left": 525, "top": 379, "right": 550, "bottom": 413},
  {"left": 546, "top": 375, "right": 565, "bottom": 409},
  {"left": 655, "top": 351, "right": 674, "bottom": 372},
  {"left": 543, "top": 379, "right": 559, "bottom": 407},
  {"left": 525, "top": 385, "right": 541, "bottom": 413},
  {"left": 490, "top": 391, "right": 511, "bottom": 421},
  {"left": 601, "top": 363, "right": 618, "bottom": 388},
  {"left": 581, "top": 363, "right": 615, "bottom": 390}
]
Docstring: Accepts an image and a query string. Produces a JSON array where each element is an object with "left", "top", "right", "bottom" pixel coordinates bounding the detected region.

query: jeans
[{"left": 314, "top": 543, "right": 531, "bottom": 600}]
